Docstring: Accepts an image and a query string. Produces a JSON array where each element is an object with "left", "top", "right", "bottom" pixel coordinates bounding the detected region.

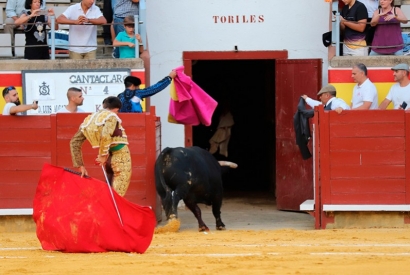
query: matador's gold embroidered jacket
[{"left": 70, "top": 109, "right": 128, "bottom": 167}]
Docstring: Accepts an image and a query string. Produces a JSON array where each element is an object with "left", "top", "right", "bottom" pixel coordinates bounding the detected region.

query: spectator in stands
[
  {"left": 2, "top": 86, "right": 38, "bottom": 115},
  {"left": 359, "top": 0, "right": 379, "bottom": 49},
  {"left": 56, "top": 0, "right": 107, "bottom": 59},
  {"left": 340, "top": 0, "right": 369, "bottom": 56},
  {"left": 301, "top": 85, "right": 350, "bottom": 114},
  {"left": 57, "top": 87, "right": 85, "bottom": 113},
  {"left": 102, "top": 0, "right": 113, "bottom": 46},
  {"left": 14, "top": 0, "right": 58, "bottom": 60},
  {"left": 379, "top": 63, "right": 410, "bottom": 110},
  {"left": 4, "top": 0, "right": 46, "bottom": 56},
  {"left": 111, "top": 0, "right": 139, "bottom": 58},
  {"left": 350, "top": 63, "right": 378, "bottom": 109},
  {"left": 117, "top": 70, "right": 176, "bottom": 113},
  {"left": 369, "top": 0, "right": 408, "bottom": 56},
  {"left": 112, "top": 15, "right": 143, "bottom": 58}
]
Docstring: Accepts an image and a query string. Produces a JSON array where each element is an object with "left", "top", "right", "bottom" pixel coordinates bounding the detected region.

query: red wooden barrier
[
  {"left": 0, "top": 107, "right": 161, "bottom": 215},
  {"left": 311, "top": 106, "right": 410, "bottom": 228}
]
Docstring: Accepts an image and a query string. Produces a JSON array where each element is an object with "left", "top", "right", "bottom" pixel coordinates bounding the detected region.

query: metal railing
[
  {"left": 47, "top": 14, "right": 144, "bottom": 60},
  {"left": 331, "top": 1, "right": 410, "bottom": 56},
  {"left": 1, "top": 0, "right": 147, "bottom": 60},
  {"left": 333, "top": 15, "right": 410, "bottom": 56}
]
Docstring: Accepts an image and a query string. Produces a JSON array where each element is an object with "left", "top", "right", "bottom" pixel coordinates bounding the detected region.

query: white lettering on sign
[{"left": 212, "top": 15, "right": 264, "bottom": 24}]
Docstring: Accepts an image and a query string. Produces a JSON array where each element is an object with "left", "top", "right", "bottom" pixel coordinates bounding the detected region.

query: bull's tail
[
  {"left": 218, "top": 161, "right": 238, "bottom": 169},
  {"left": 155, "top": 150, "right": 173, "bottom": 218}
]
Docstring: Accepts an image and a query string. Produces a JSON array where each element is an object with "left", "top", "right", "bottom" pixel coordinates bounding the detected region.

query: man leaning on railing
[
  {"left": 56, "top": 0, "right": 107, "bottom": 60},
  {"left": 340, "top": 0, "right": 368, "bottom": 56}
]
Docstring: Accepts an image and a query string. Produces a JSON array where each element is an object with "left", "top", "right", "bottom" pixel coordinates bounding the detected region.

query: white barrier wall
[{"left": 147, "top": 0, "right": 331, "bottom": 148}]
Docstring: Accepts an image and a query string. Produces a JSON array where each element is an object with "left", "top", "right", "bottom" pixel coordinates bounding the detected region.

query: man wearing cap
[
  {"left": 117, "top": 70, "right": 176, "bottom": 113},
  {"left": 379, "top": 63, "right": 410, "bottom": 110},
  {"left": 350, "top": 63, "right": 378, "bottom": 110},
  {"left": 301, "top": 84, "right": 350, "bottom": 113}
]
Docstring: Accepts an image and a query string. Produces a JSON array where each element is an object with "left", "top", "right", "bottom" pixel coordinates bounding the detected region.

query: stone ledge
[
  {"left": 0, "top": 58, "right": 144, "bottom": 71},
  {"left": 329, "top": 56, "right": 410, "bottom": 68}
]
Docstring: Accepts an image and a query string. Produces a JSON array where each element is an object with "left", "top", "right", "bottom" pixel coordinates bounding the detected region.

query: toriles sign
[{"left": 212, "top": 15, "right": 264, "bottom": 24}]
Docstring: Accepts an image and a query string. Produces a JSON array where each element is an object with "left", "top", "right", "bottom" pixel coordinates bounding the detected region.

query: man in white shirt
[
  {"left": 302, "top": 85, "right": 350, "bottom": 114},
  {"left": 2, "top": 86, "right": 38, "bottom": 115},
  {"left": 379, "top": 63, "right": 410, "bottom": 110},
  {"left": 57, "top": 0, "right": 107, "bottom": 59},
  {"left": 350, "top": 63, "right": 378, "bottom": 109},
  {"left": 57, "top": 87, "right": 85, "bottom": 113}
]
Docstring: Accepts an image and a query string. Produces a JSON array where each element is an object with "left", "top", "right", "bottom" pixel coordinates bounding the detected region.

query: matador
[{"left": 70, "top": 96, "right": 131, "bottom": 196}]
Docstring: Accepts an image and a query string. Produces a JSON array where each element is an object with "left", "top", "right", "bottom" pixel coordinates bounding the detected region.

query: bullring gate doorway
[{"left": 183, "top": 51, "right": 322, "bottom": 211}]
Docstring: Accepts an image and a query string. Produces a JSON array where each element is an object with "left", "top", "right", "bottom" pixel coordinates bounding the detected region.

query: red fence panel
[
  {"left": 315, "top": 107, "right": 410, "bottom": 228},
  {"left": 0, "top": 108, "right": 160, "bottom": 212}
]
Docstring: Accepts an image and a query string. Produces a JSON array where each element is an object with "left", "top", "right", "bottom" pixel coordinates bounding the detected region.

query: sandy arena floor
[
  {"left": 2, "top": 229, "right": 410, "bottom": 274},
  {"left": 1, "top": 194, "right": 410, "bottom": 274}
]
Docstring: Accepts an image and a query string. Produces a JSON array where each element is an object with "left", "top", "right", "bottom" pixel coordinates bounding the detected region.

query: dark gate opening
[{"left": 191, "top": 60, "right": 275, "bottom": 194}]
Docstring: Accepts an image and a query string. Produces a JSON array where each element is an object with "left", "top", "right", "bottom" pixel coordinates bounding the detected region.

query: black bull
[{"left": 155, "top": 146, "right": 237, "bottom": 232}]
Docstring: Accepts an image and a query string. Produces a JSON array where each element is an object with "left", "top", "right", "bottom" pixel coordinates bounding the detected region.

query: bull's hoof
[
  {"left": 216, "top": 225, "right": 226, "bottom": 231},
  {"left": 198, "top": 226, "right": 210, "bottom": 232}
]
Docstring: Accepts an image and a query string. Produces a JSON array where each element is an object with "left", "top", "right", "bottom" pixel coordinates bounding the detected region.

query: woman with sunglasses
[
  {"left": 112, "top": 15, "right": 143, "bottom": 58},
  {"left": 2, "top": 86, "right": 38, "bottom": 115},
  {"left": 14, "top": 0, "right": 58, "bottom": 59}
]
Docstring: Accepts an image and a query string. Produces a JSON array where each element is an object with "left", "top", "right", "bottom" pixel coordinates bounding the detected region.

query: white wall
[{"left": 146, "top": 0, "right": 331, "bottom": 148}]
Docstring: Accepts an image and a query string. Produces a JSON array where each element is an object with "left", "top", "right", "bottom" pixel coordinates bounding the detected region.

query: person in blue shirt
[
  {"left": 118, "top": 70, "right": 176, "bottom": 113},
  {"left": 112, "top": 15, "right": 143, "bottom": 58}
]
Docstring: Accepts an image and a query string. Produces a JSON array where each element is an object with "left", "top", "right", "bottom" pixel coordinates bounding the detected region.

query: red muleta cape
[{"left": 33, "top": 163, "right": 156, "bottom": 253}]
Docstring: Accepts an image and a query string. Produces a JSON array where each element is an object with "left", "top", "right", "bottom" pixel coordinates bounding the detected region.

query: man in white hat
[
  {"left": 379, "top": 63, "right": 410, "bottom": 110},
  {"left": 301, "top": 85, "right": 350, "bottom": 113}
]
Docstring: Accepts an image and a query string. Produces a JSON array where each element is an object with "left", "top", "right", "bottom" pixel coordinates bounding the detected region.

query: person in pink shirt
[{"left": 369, "top": 0, "right": 408, "bottom": 55}]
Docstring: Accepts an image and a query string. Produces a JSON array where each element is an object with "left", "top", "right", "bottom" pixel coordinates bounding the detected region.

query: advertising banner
[{"left": 22, "top": 69, "right": 143, "bottom": 115}]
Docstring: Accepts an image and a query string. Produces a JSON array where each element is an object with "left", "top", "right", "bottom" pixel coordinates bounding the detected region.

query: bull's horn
[{"left": 218, "top": 161, "right": 238, "bottom": 169}]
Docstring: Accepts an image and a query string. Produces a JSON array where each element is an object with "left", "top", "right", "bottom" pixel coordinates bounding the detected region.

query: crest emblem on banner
[
  {"left": 39, "top": 82, "right": 50, "bottom": 96},
  {"left": 32, "top": 80, "right": 55, "bottom": 100}
]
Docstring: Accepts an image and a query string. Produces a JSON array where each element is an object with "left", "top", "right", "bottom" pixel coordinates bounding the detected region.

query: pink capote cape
[
  {"left": 168, "top": 66, "right": 217, "bottom": 126},
  {"left": 33, "top": 163, "right": 156, "bottom": 253}
]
